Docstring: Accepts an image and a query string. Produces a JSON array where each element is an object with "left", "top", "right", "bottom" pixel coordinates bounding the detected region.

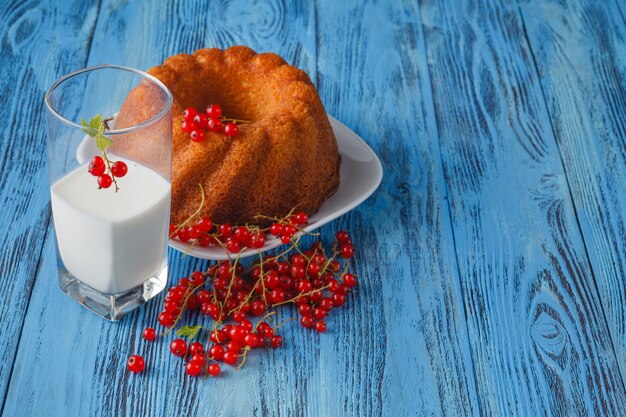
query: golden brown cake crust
[{"left": 116, "top": 46, "right": 340, "bottom": 226}]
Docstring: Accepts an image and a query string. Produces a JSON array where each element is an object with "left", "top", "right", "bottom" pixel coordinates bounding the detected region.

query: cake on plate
[{"left": 115, "top": 46, "right": 340, "bottom": 226}]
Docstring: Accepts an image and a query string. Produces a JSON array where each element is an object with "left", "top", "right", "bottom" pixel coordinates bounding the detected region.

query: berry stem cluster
[
  {"left": 182, "top": 104, "right": 249, "bottom": 142},
  {"left": 126, "top": 227, "right": 358, "bottom": 378},
  {"left": 81, "top": 114, "right": 128, "bottom": 190}
]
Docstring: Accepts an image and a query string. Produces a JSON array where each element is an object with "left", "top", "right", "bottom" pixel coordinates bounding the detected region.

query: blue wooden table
[{"left": 1, "top": 0, "right": 625, "bottom": 416}]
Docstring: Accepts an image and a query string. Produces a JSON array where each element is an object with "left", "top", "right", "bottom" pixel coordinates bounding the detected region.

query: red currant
[
  {"left": 313, "top": 307, "right": 326, "bottom": 320},
  {"left": 336, "top": 230, "right": 351, "bottom": 244},
  {"left": 209, "top": 344, "right": 225, "bottom": 360},
  {"left": 197, "top": 217, "right": 213, "bottom": 232},
  {"left": 167, "top": 286, "right": 186, "bottom": 303},
  {"left": 223, "top": 351, "right": 239, "bottom": 365},
  {"left": 229, "top": 325, "right": 248, "bottom": 343},
  {"left": 343, "top": 273, "right": 357, "bottom": 288},
  {"left": 332, "top": 292, "right": 347, "bottom": 307},
  {"left": 127, "top": 355, "right": 145, "bottom": 373},
  {"left": 189, "top": 342, "right": 204, "bottom": 356},
  {"left": 88, "top": 156, "right": 105, "bottom": 176},
  {"left": 340, "top": 243, "right": 355, "bottom": 259},
  {"left": 270, "top": 223, "right": 283, "bottom": 236},
  {"left": 176, "top": 227, "right": 190, "bottom": 243},
  {"left": 270, "top": 335, "right": 283, "bottom": 348},
  {"left": 206, "top": 104, "right": 222, "bottom": 119},
  {"left": 158, "top": 311, "right": 175, "bottom": 327},
  {"left": 190, "top": 129, "right": 205, "bottom": 142},
  {"left": 224, "top": 123, "right": 239, "bottom": 137},
  {"left": 98, "top": 174, "right": 112, "bottom": 189},
  {"left": 315, "top": 321, "right": 327, "bottom": 333},
  {"left": 170, "top": 339, "right": 188, "bottom": 357},
  {"left": 294, "top": 211, "right": 308, "bottom": 224},
  {"left": 244, "top": 333, "right": 260, "bottom": 347},
  {"left": 219, "top": 224, "right": 233, "bottom": 237},
  {"left": 250, "top": 300, "right": 266, "bottom": 316},
  {"left": 250, "top": 232, "right": 266, "bottom": 248},
  {"left": 189, "top": 271, "right": 204, "bottom": 286},
  {"left": 181, "top": 120, "right": 197, "bottom": 133},
  {"left": 300, "top": 315, "right": 314, "bottom": 328},
  {"left": 185, "top": 360, "right": 203, "bottom": 377},
  {"left": 191, "top": 353, "right": 206, "bottom": 365},
  {"left": 208, "top": 118, "right": 223, "bottom": 133},
  {"left": 226, "top": 237, "right": 241, "bottom": 253},
  {"left": 193, "top": 113, "right": 208, "bottom": 129},
  {"left": 111, "top": 161, "right": 128, "bottom": 177},
  {"left": 183, "top": 107, "right": 198, "bottom": 121},
  {"left": 142, "top": 327, "right": 156, "bottom": 341},
  {"left": 208, "top": 363, "right": 221, "bottom": 376}
]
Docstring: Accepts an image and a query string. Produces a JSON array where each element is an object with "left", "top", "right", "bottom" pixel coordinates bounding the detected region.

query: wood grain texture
[
  {"left": 420, "top": 0, "right": 626, "bottom": 415},
  {"left": 315, "top": 0, "right": 482, "bottom": 416},
  {"left": 0, "top": 0, "right": 100, "bottom": 410},
  {"left": 519, "top": 0, "right": 626, "bottom": 378}
]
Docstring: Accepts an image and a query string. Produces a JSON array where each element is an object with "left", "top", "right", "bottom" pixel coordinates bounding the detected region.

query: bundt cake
[{"left": 115, "top": 46, "right": 340, "bottom": 227}]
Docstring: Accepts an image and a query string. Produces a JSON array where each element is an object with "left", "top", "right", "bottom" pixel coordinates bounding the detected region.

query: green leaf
[
  {"left": 175, "top": 325, "right": 202, "bottom": 339},
  {"left": 95, "top": 133, "right": 112, "bottom": 152},
  {"left": 81, "top": 114, "right": 112, "bottom": 153}
]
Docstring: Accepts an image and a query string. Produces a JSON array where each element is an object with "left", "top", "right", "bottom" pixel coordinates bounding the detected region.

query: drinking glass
[{"left": 44, "top": 65, "right": 173, "bottom": 320}]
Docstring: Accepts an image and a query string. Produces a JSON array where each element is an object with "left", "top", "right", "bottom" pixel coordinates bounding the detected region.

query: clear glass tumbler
[{"left": 44, "top": 65, "right": 173, "bottom": 320}]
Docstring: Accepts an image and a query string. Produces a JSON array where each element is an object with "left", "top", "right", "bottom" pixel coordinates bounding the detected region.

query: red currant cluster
[
  {"left": 87, "top": 155, "right": 127, "bottom": 190},
  {"left": 126, "top": 231, "right": 358, "bottom": 377},
  {"left": 181, "top": 104, "right": 247, "bottom": 142},
  {"left": 170, "top": 211, "right": 310, "bottom": 253}
]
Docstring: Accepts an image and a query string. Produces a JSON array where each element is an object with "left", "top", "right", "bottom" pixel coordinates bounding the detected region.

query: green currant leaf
[
  {"left": 81, "top": 114, "right": 112, "bottom": 153},
  {"left": 176, "top": 325, "right": 202, "bottom": 339}
]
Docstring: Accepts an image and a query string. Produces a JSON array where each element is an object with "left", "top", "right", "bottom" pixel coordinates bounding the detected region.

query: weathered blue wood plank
[
  {"left": 0, "top": 0, "right": 100, "bottom": 410},
  {"left": 315, "top": 0, "right": 482, "bottom": 416},
  {"left": 519, "top": 0, "right": 626, "bottom": 379},
  {"left": 420, "top": 0, "right": 626, "bottom": 415}
]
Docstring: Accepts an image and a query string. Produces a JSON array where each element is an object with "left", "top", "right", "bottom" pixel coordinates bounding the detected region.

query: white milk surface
[{"left": 51, "top": 158, "right": 171, "bottom": 294}]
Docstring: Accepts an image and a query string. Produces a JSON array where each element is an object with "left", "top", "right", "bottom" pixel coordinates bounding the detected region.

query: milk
[{"left": 50, "top": 158, "right": 171, "bottom": 294}]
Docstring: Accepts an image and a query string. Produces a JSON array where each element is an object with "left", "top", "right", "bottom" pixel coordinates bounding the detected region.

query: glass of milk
[{"left": 44, "top": 65, "right": 173, "bottom": 321}]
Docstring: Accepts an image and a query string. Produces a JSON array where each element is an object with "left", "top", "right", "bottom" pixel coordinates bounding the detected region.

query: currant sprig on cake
[
  {"left": 126, "top": 229, "right": 358, "bottom": 377},
  {"left": 181, "top": 104, "right": 249, "bottom": 142},
  {"left": 81, "top": 114, "right": 128, "bottom": 191}
]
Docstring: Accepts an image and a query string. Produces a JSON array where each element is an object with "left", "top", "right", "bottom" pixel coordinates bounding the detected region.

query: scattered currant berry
[
  {"left": 127, "top": 355, "right": 145, "bottom": 373},
  {"left": 208, "top": 363, "right": 221, "bottom": 376},
  {"left": 315, "top": 321, "right": 327, "bottom": 333},
  {"left": 340, "top": 243, "right": 355, "bottom": 259},
  {"left": 185, "top": 361, "right": 203, "bottom": 377},
  {"left": 170, "top": 339, "right": 188, "bottom": 357},
  {"left": 189, "top": 342, "right": 204, "bottom": 355},
  {"left": 343, "top": 273, "right": 357, "bottom": 288},
  {"left": 270, "top": 335, "right": 283, "bottom": 348},
  {"left": 142, "top": 327, "right": 156, "bottom": 341},
  {"left": 209, "top": 344, "right": 225, "bottom": 361},
  {"left": 98, "top": 174, "right": 113, "bottom": 189},
  {"left": 111, "top": 161, "right": 128, "bottom": 177},
  {"left": 158, "top": 311, "right": 175, "bottom": 327},
  {"left": 189, "top": 271, "right": 204, "bottom": 286},
  {"left": 223, "top": 351, "right": 239, "bottom": 366},
  {"left": 300, "top": 315, "right": 314, "bottom": 328}
]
